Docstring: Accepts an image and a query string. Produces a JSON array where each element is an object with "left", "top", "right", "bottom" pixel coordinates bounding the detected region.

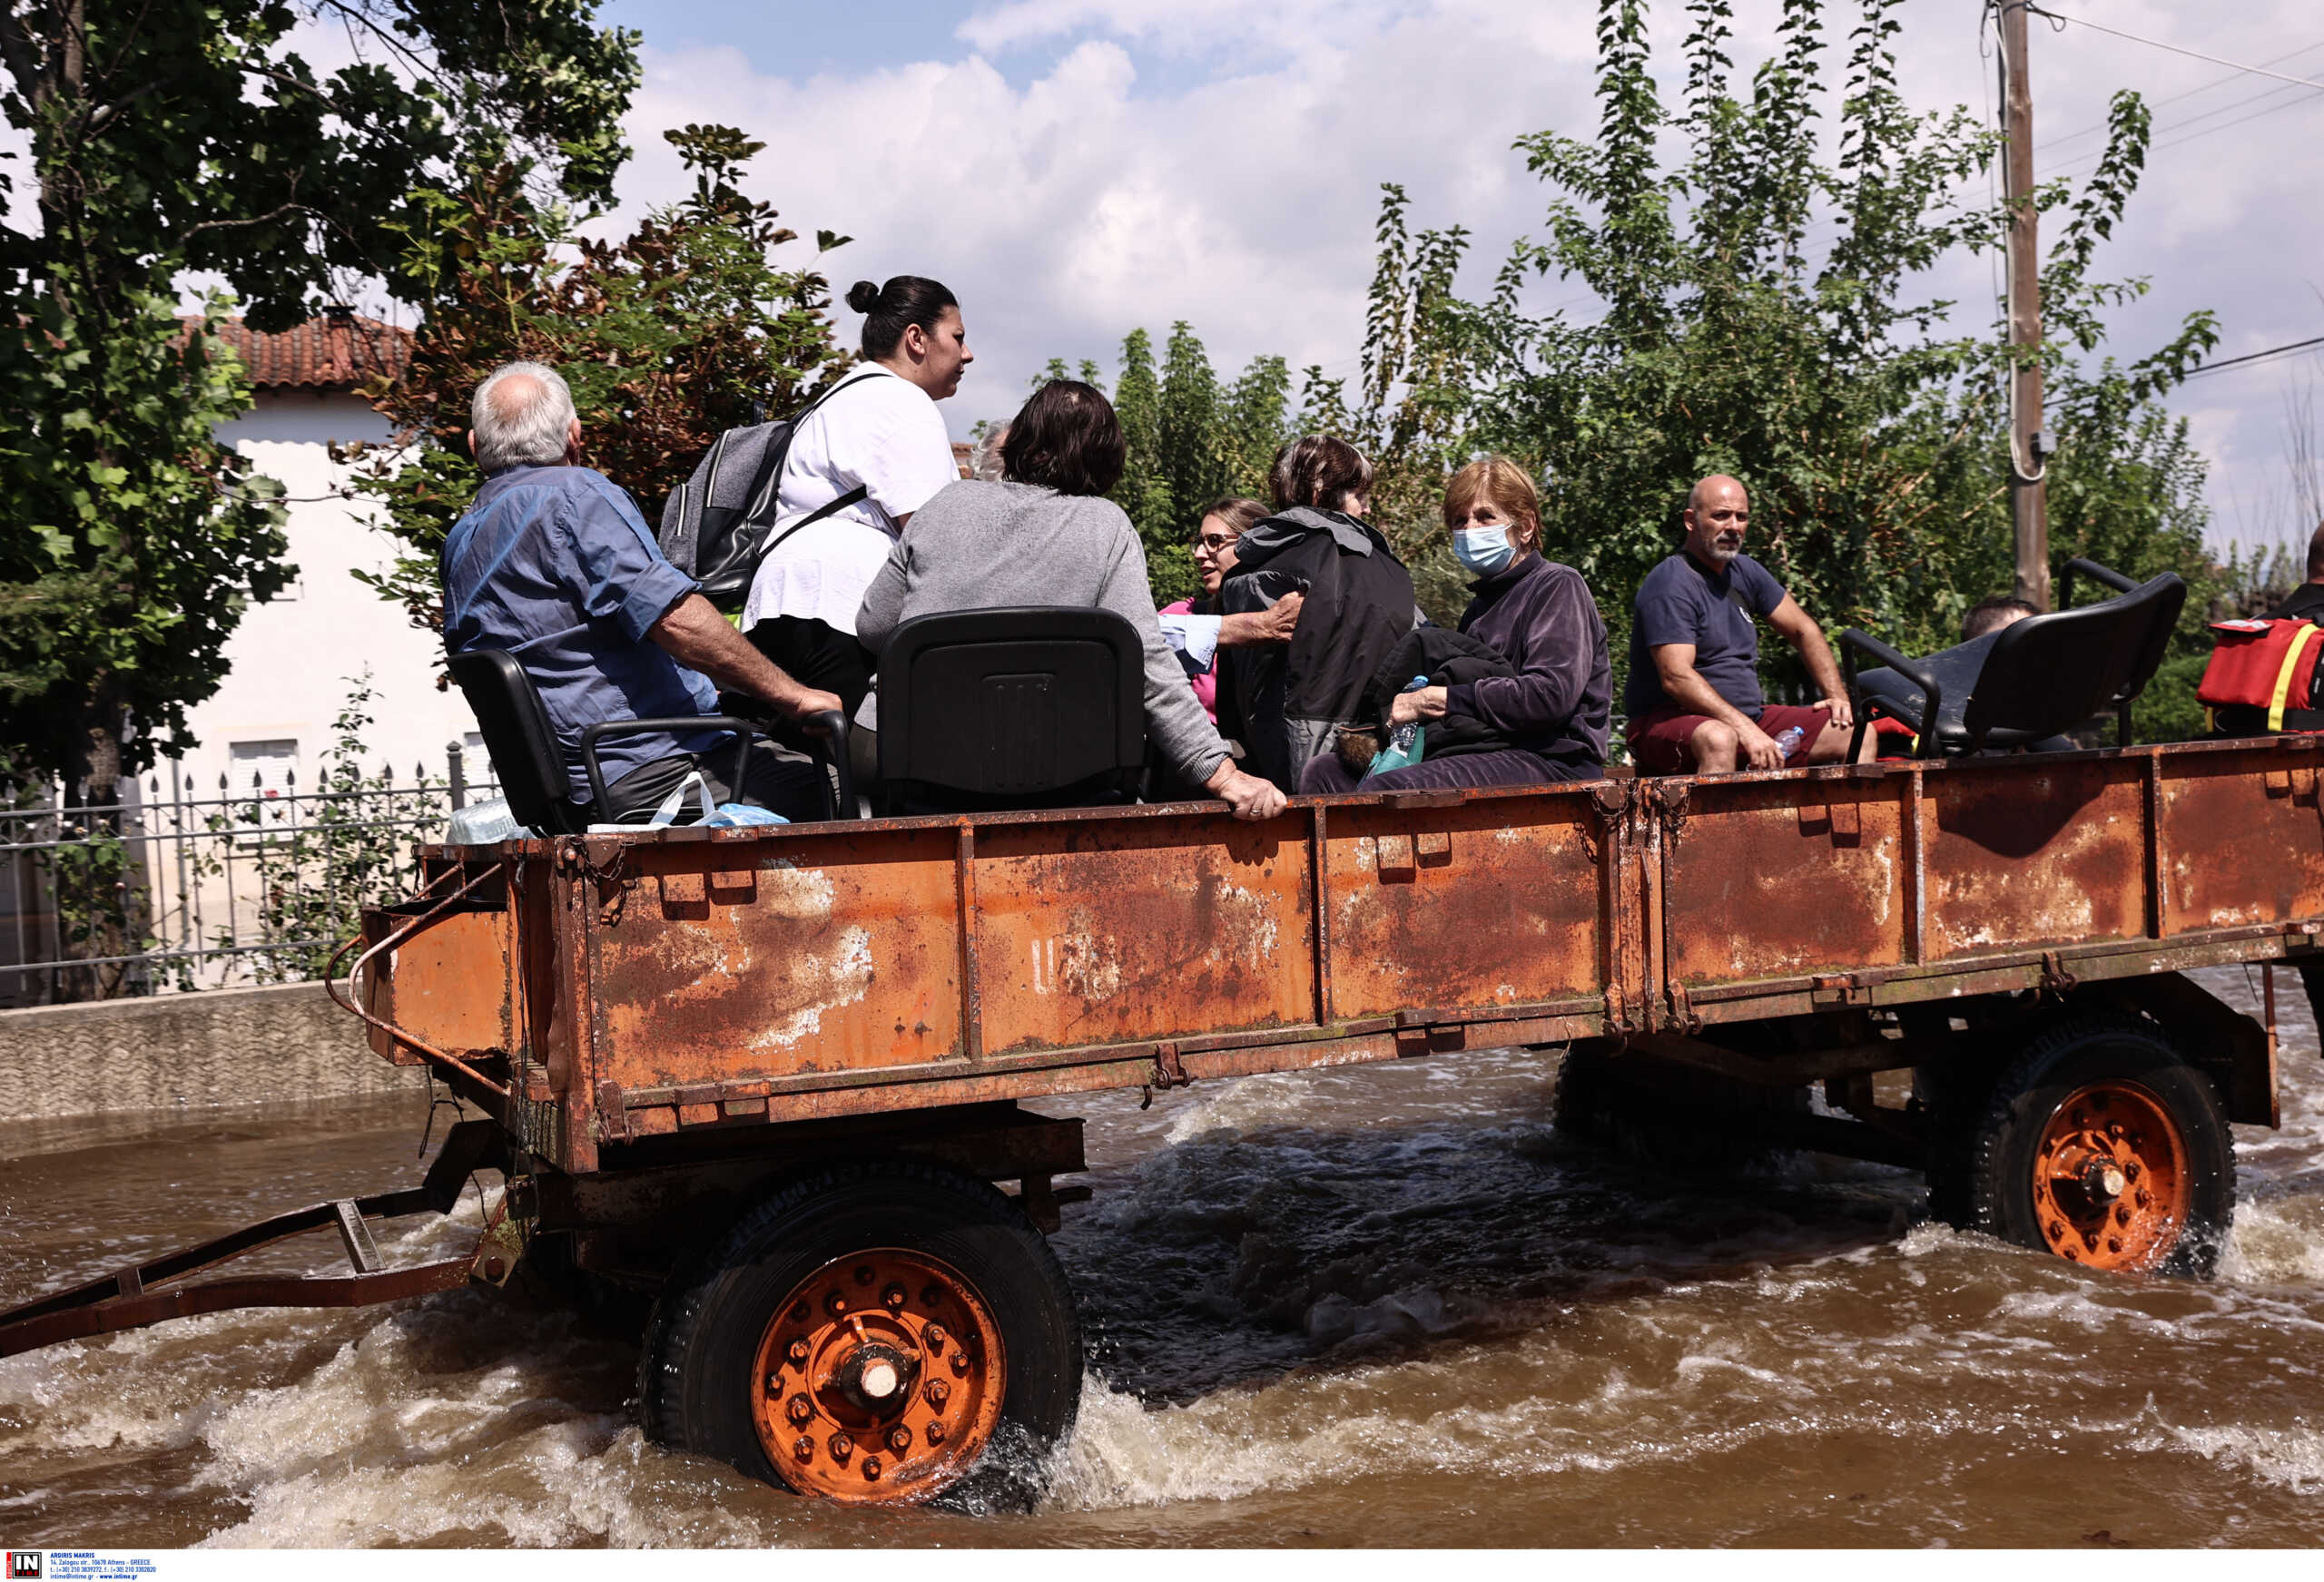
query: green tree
[
  {"left": 351, "top": 127, "right": 858, "bottom": 632},
  {"left": 1350, "top": 0, "right": 2219, "bottom": 727},
  {"left": 0, "top": 2, "right": 639, "bottom": 798},
  {"left": 1036, "top": 327, "right": 1301, "bottom": 603}
]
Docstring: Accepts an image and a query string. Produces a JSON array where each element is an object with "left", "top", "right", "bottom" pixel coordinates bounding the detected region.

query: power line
[
  {"left": 2038, "top": 75, "right": 2324, "bottom": 177},
  {"left": 2182, "top": 334, "right": 2324, "bottom": 381},
  {"left": 2024, "top": 5, "right": 2324, "bottom": 94},
  {"left": 2040, "top": 37, "right": 2324, "bottom": 151}
]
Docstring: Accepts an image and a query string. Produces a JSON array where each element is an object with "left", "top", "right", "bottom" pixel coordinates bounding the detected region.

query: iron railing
[{"left": 0, "top": 741, "right": 498, "bottom": 1007}]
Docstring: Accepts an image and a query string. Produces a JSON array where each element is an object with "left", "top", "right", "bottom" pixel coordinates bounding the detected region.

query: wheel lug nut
[
  {"left": 888, "top": 1426, "right": 911, "bottom": 1453},
  {"left": 2135, "top": 1189, "right": 2152, "bottom": 1208},
  {"left": 793, "top": 1434, "right": 815, "bottom": 1462},
  {"left": 2115, "top": 1205, "right": 2132, "bottom": 1226},
  {"left": 854, "top": 1264, "right": 876, "bottom": 1287},
  {"left": 925, "top": 1379, "right": 950, "bottom": 1408},
  {"left": 926, "top": 1419, "right": 947, "bottom": 1445},
  {"left": 2107, "top": 1237, "right": 2122, "bottom": 1254},
  {"left": 882, "top": 1283, "right": 908, "bottom": 1312},
  {"left": 923, "top": 1322, "right": 948, "bottom": 1351},
  {"left": 828, "top": 1432, "right": 852, "bottom": 1460},
  {"left": 862, "top": 1456, "right": 882, "bottom": 1480},
  {"left": 952, "top": 1351, "right": 971, "bottom": 1375},
  {"left": 788, "top": 1338, "right": 810, "bottom": 1367},
  {"left": 789, "top": 1300, "right": 810, "bottom": 1322},
  {"left": 921, "top": 1284, "right": 943, "bottom": 1307},
  {"left": 825, "top": 1292, "right": 848, "bottom": 1316},
  {"left": 787, "top": 1393, "right": 812, "bottom": 1424}
]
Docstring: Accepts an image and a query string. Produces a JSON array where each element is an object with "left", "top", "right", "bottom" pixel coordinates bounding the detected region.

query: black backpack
[{"left": 656, "top": 371, "right": 884, "bottom": 609}]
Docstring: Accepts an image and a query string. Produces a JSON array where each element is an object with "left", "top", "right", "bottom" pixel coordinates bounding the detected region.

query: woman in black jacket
[
  {"left": 1216, "top": 437, "right": 1418, "bottom": 791},
  {"left": 1297, "top": 456, "right": 1610, "bottom": 793}
]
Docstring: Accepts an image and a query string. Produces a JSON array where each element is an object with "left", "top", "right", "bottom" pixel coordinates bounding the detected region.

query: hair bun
[{"left": 845, "top": 280, "right": 882, "bottom": 315}]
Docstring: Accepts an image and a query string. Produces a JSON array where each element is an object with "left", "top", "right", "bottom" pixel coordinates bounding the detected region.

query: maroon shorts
[{"left": 1625, "top": 703, "right": 1831, "bottom": 773}]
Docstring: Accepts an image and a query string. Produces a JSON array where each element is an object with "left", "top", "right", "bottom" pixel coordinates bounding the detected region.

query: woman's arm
[
  {"left": 1445, "top": 568, "right": 1601, "bottom": 732},
  {"left": 1216, "top": 592, "right": 1304, "bottom": 648},
  {"left": 854, "top": 533, "right": 911, "bottom": 655}
]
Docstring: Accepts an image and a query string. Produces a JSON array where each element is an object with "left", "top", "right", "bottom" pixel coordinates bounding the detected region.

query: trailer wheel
[
  {"left": 638, "top": 1158, "right": 1081, "bottom": 1508},
  {"left": 1939, "top": 1015, "right": 2234, "bottom": 1278}
]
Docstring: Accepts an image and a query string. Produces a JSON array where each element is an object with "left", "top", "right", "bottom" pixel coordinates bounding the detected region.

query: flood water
[{"left": 5, "top": 966, "right": 2324, "bottom": 1548}]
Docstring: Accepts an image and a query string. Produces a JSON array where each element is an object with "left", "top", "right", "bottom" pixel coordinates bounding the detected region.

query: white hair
[
  {"left": 471, "top": 361, "right": 576, "bottom": 472},
  {"left": 969, "top": 421, "right": 1009, "bottom": 483}
]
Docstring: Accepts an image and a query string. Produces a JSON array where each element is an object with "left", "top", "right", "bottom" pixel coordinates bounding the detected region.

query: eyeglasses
[{"left": 1190, "top": 533, "right": 1236, "bottom": 553}]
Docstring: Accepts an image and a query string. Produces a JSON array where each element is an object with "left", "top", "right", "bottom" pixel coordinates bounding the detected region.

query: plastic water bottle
[
  {"left": 1367, "top": 675, "right": 1434, "bottom": 779},
  {"left": 1384, "top": 675, "right": 1430, "bottom": 761},
  {"left": 1771, "top": 724, "right": 1806, "bottom": 762}
]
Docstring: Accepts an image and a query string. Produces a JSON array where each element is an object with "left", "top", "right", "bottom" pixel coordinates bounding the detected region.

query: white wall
[{"left": 172, "top": 389, "right": 482, "bottom": 805}]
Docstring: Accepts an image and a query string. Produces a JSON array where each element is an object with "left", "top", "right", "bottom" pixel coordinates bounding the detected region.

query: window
[
  {"left": 228, "top": 739, "right": 299, "bottom": 798},
  {"left": 227, "top": 739, "right": 299, "bottom": 845}
]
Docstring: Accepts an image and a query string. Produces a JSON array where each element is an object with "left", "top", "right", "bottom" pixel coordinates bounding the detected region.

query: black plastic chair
[
  {"left": 448, "top": 648, "right": 849, "bottom": 831},
  {"left": 872, "top": 607, "right": 1146, "bottom": 815},
  {"left": 1840, "top": 559, "right": 2186, "bottom": 760}
]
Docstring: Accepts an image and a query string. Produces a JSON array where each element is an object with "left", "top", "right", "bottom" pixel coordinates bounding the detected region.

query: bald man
[{"left": 1623, "top": 475, "right": 1860, "bottom": 774}]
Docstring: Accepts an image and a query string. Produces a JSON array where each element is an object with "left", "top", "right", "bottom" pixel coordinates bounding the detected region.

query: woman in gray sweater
[{"left": 854, "top": 380, "right": 1286, "bottom": 821}]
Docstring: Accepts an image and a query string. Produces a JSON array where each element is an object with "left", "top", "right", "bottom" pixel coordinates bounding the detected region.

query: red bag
[{"left": 2197, "top": 618, "right": 2324, "bottom": 731}]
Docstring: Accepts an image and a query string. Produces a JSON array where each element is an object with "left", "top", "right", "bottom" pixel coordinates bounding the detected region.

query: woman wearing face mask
[
  {"left": 1296, "top": 456, "right": 1610, "bottom": 793},
  {"left": 741, "top": 276, "right": 971, "bottom": 734}
]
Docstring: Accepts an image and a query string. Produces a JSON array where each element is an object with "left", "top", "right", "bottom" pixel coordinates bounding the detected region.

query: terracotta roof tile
[{"left": 179, "top": 312, "right": 413, "bottom": 390}]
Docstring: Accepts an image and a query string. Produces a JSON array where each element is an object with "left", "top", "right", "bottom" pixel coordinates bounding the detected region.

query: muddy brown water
[{"left": 5, "top": 967, "right": 2324, "bottom": 1548}]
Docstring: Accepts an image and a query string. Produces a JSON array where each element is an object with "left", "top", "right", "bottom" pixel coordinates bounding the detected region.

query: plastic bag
[
  {"left": 704, "top": 802, "right": 788, "bottom": 827},
  {"left": 445, "top": 797, "right": 527, "bottom": 844},
  {"left": 1364, "top": 675, "right": 1432, "bottom": 778},
  {"left": 588, "top": 771, "right": 790, "bottom": 832}
]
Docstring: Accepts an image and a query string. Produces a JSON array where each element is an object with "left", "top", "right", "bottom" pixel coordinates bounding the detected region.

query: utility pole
[{"left": 1998, "top": 0, "right": 2051, "bottom": 609}]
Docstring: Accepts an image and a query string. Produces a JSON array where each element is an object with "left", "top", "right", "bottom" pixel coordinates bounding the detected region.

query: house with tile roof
[{"left": 171, "top": 310, "right": 483, "bottom": 810}]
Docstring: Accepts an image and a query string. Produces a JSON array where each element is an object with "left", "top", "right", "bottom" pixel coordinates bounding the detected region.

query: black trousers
[
  {"left": 748, "top": 615, "right": 876, "bottom": 722},
  {"left": 601, "top": 736, "right": 828, "bottom": 824}
]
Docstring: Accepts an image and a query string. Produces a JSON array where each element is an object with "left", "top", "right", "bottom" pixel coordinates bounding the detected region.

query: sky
[
  {"left": 85, "top": 0, "right": 2317, "bottom": 559},
  {"left": 568, "top": 0, "right": 2324, "bottom": 557}
]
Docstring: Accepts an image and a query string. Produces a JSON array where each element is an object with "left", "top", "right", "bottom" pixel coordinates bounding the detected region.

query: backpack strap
[
  {"left": 756, "top": 483, "right": 872, "bottom": 561},
  {"left": 2270, "top": 623, "right": 2324, "bottom": 732},
  {"left": 739, "top": 369, "right": 888, "bottom": 527}
]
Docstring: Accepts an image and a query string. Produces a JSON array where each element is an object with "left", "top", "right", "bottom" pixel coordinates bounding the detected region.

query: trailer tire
[
  {"left": 638, "top": 1157, "right": 1081, "bottom": 1508},
  {"left": 1937, "top": 1014, "right": 2235, "bottom": 1278}
]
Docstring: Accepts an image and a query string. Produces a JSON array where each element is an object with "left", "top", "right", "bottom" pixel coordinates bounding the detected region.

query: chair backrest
[
  {"left": 875, "top": 607, "right": 1146, "bottom": 811},
  {"left": 447, "top": 647, "right": 585, "bottom": 833},
  {"left": 1961, "top": 573, "right": 2186, "bottom": 745}
]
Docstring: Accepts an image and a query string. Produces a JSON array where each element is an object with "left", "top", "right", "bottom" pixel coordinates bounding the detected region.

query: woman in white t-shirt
[{"left": 741, "top": 276, "right": 970, "bottom": 723}]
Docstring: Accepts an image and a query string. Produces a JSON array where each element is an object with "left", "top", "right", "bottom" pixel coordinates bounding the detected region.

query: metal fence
[{"left": 0, "top": 742, "right": 497, "bottom": 1007}]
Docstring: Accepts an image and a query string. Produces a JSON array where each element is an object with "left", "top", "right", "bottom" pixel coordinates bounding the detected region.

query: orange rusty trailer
[{"left": 5, "top": 735, "right": 2319, "bottom": 1505}]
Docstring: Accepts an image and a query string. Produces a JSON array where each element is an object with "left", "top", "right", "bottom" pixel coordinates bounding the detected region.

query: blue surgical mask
[{"left": 1453, "top": 525, "right": 1515, "bottom": 575}]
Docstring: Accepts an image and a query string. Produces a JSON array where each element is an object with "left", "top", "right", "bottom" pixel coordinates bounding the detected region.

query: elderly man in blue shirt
[{"left": 442, "top": 361, "right": 842, "bottom": 823}]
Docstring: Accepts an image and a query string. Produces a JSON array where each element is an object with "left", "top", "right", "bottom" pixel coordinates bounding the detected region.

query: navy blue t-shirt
[{"left": 1624, "top": 551, "right": 1787, "bottom": 719}]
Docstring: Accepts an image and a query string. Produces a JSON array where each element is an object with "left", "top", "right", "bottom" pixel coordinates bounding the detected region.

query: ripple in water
[{"left": 4, "top": 968, "right": 2324, "bottom": 1545}]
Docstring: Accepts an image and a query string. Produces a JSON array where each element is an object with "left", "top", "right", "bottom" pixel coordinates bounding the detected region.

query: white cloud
[{"left": 595, "top": 0, "right": 2322, "bottom": 548}]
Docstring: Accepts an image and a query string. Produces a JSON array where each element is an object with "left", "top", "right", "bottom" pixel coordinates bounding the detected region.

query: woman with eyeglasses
[{"left": 1157, "top": 497, "right": 1303, "bottom": 726}]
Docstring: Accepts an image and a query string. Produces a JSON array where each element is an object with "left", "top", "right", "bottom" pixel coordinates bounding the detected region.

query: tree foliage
[
  {"left": 351, "top": 126, "right": 859, "bottom": 633},
  {"left": 1346, "top": 0, "right": 2221, "bottom": 731},
  {"left": 0, "top": 0, "right": 641, "bottom": 807},
  {"left": 1036, "top": 326, "right": 1298, "bottom": 603}
]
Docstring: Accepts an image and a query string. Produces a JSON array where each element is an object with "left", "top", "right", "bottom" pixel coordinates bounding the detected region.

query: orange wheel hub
[
  {"left": 2030, "top": 1079, "right": 2189, "bottom": 1272},
  {"left": 750, "top": 1249, "right": 1006, "bottom": 1503}
]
